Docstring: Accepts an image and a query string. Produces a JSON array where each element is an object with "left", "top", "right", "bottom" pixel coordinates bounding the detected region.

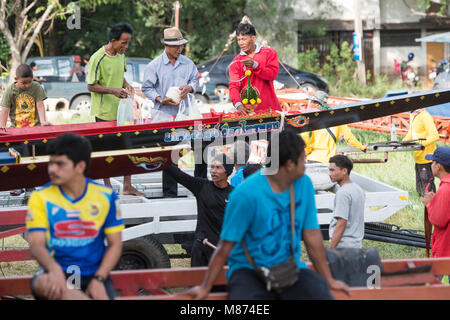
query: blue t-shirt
[
  {"left": 230, "top": 166, "right": 245, "bottom": 187},
  {"left": 220, "top": 171, "right": 319, "bottom": 280}
]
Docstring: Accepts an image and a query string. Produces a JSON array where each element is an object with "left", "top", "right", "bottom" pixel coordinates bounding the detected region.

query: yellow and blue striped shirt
[{"left": 26, "top": 179, "right": 124, "bottom": 276}]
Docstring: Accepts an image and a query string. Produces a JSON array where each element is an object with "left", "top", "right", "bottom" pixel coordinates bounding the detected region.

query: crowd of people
[{"left": 0, "top": 20, "right": 448, "bottom": 300}]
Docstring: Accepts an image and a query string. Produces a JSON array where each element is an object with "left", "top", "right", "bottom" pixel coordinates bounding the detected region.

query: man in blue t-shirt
[{"left": 182, "top": 130, "right": 350, "bottom": 300}]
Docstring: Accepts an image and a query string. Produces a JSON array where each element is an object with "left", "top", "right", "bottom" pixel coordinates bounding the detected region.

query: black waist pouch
[{"left": 258, "top": 256, "right": 299, "bottom": 292}]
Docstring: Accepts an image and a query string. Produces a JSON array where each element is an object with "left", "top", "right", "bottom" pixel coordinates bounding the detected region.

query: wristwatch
[{"left": 92, "top": 274, "right": 106, "bottom": 283}]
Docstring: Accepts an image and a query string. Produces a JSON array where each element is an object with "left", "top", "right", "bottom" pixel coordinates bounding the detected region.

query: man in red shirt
[
  {"left": 422, "top": 147, "right": 450, "bottom": 262},
  {"left": 228, "top": 23, "right": 281, "bottom": 115}
]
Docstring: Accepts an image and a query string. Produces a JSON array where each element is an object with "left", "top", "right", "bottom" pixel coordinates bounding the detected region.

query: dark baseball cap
[{"left": 425, "top": 147, "right": 450, "bottom": 166}]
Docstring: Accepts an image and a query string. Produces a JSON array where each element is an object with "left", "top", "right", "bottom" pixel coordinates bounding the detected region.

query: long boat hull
[
  {"left": 0, "top": 146, "right": 182, "bottom": 191},
  {"left": 0, "top": 89, "right": 448, "bottom": 158}
]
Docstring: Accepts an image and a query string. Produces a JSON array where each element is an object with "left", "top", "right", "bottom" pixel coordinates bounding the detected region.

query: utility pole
[
  {"left": 354, "top": 0, "right": 366, "bottom": 86},
  {"left": 174, "top": 1, "right": 180, "bottom": 29}
]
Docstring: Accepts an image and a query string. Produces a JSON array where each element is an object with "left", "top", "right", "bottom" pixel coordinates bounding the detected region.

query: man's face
[
  {"left": 236, "top": 34, "right": 256, "bottom": 53},
  {"left": 329, "top": 162, "right": 346, "bottom": 183},
  {"left": 111, "top": 32, "right": 132, "bottom": 54},
  {"left": 210, "top": 160, "right": 228, "bottom": 183},
  {"left": 431, "top": 160, "right": 439, "bottom": 177},
  {"left": 15, "top": 77, "right": 33, "bottom": 91},
  {"left": 165, "top": 44, "right": 184, "bottom": 60},
  {"left": 48, "top": 154, "right": 83, "bottom": 186}
]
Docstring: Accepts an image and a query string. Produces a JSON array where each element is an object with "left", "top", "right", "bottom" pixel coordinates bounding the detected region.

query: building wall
[
  {"left": 379, "top": 0, "right": 422, "bottom": 23},
  {"left": 292, "top": 0, "right": 380, "bottom": 21},
  {"left": 292, "top": 0, "right": 432, "bottom": 77}
]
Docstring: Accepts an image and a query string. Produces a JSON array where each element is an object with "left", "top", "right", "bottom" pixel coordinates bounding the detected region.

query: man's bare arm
[
  {"left": 329, "top": 218, "right": 347, "bottom": 248},
  {"left": 86, "top": 231, "right": 122, "bottom": 300},
  {"left": 88, "top": 83, "right": 128, "bottom": 99},
  {"left": 178, "top": 239, "right": 235, "bottom": 299},
  {"left": 95, "top": 232, "right": 122, "bottom": 278}
]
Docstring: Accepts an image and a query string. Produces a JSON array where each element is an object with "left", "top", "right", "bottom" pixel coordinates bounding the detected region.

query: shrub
[{"left": 297, "top": 41, "right": 404, "bottom": 99}]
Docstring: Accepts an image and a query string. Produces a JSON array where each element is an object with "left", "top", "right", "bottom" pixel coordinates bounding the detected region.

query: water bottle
[{"left": 390, "top": 123, "right": 397, "bottom": 141}]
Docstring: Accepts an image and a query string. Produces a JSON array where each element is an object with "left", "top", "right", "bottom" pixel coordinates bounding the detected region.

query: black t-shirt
[{"left": 165, "top": 165, "right": 233, "bottom": 245}]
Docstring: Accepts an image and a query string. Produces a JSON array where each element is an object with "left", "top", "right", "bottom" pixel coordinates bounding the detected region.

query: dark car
[{"left": 196, "top": 55, "right": 329, "bottom": 103}]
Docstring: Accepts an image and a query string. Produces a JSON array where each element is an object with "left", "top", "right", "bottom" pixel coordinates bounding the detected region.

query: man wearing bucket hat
[
  {"left": 422, "top": 147, "right": 450, "bottom": 262},
  {"left": 142, "top": 27, "right": 200, "bottom": 198}
]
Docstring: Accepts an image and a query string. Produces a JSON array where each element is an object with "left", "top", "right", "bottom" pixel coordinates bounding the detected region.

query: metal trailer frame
[
  {"left": 0, "top": 165, "right": 410, "bottom": 268},
  {"left": 115, "top": 166, "right": 409, "bottom": 237}
]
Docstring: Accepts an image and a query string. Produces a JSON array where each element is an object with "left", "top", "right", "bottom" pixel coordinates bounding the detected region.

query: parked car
[
  {"left": 196, "top": 55, "right": 329, "bottom": 103},
  {"left": 25, "top": 56, "right": 152, "bottom": 111}
]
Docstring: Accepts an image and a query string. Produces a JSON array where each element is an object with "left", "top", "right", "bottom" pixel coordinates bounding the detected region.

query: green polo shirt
[{"left": 88, "top": 46, "right": 127, "bottom": 121}]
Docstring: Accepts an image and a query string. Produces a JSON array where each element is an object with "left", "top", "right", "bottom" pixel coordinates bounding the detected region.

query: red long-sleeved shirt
[
  {"left": 427, "top": 173, "right": 450, "bottom": 257},
  {"left": 228, "top": 46, "right": 281, "bottom": 113}
]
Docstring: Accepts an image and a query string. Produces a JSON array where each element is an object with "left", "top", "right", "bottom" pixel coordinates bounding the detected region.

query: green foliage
[
  {"left": 418, "top": 0, "right": 449, "bottom": 14},
  {"left": 297, "top": 48, "right": 321, "bottom": 75},
  {"left": 245, "top": 0, "right": 296, "bottom": 64},
  {"left": 0, "top": 33, "right": 10, "bottom": 65},
  {"left": 40, "top": 0, "right": 246, "bottom": 64},
  {"left": 298, "top": 41, "right": 404, "bottom": 99}
]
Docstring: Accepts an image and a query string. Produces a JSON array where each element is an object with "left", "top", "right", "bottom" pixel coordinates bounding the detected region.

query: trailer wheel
[{"left": 116, "top": 236, "right": 171, "bottom": 270}]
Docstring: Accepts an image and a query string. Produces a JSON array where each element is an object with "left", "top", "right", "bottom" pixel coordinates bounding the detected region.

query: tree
[
  {"left": 403, "top": 0, "right": 450, "bottom": 18},
  {"left": 0, "top": 0, "right": 74, "bottom": 81}
]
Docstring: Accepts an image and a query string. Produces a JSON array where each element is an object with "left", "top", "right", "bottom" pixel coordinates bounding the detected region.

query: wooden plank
[
  {"left": 1, "top": 259, "right": 450, "bottom": 299},
  {"left": 0, "top": 226, "right": 27, "bottom": 239},
  {"left": 0, "top": 210, "right": 27, "bottom": 226},
  {"left": 111, "top": 267, "right": 228, "bottom": 297},
  {"left": 381, "top": 258, "right": 450, "bottom": 276},
  {"left": 331, "top": 284, "right": 450, "bottom": 300},
  {"left": 0, "top": 249, "right": 32, "bottom": 263},
  {"left": 0, "top": 276, "right": 32, "bottom": 296}
]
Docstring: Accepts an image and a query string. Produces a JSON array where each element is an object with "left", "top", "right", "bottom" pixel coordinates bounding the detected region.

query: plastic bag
[
  {"left": 117, "top": 97, "right": 134, "bottom": 126},
  {"left": 175, "top": 93, "right": 202, "bottom": 121},
  {"left": 133, "top": 94, "right": 154, "bottom": 124},
  {"left": 149, "top": 108, "right": 173, "bottom": 123}
]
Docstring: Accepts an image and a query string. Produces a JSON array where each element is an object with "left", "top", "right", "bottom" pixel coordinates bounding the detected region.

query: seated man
[
  {"left": 26, "top": 133, "right": 123, "bottom": 300},
  {"left": 328, "top": 155, "right": 365, "bottom": 248},
  {"left": 181, "top": 129, "right": 350, "bottom": 300},
  {"left": 163, "top": 154, "right": 234, "bottom": 267}
]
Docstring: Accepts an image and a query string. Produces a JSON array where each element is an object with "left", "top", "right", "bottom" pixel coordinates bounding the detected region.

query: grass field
[{"left": 1, "top": 128, "right": 449, "bottom": 277}]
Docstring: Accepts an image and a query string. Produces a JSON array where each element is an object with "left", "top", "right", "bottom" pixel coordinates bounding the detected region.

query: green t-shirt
[
  {"left": 0, "top": 81, "right": 46, "bottom": 127},
  {"left": 88, "top": 46, "right": 127, "bottom": 121}
]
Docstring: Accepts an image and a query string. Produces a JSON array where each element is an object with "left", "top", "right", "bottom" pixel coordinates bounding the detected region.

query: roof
[{"left": 415, "top": 31, "right": 450, "bottom": 43}]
